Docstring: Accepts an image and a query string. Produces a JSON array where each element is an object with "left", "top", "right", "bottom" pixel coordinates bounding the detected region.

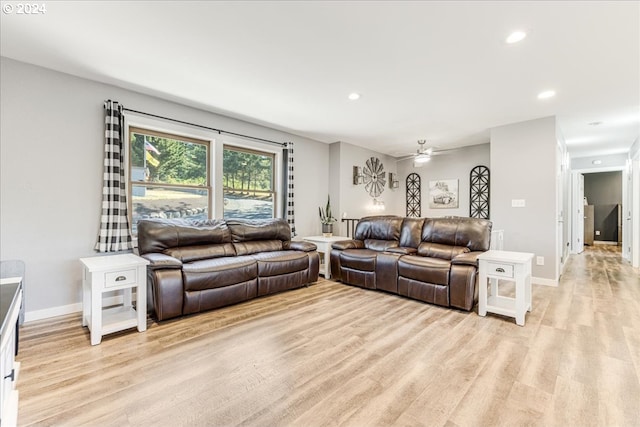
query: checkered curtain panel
[
  {"left": 95, "top": 100, "right": 134, "bottom": 252},
  {"left": 284, "top": 142, "right": 296, "bottom": 236}
]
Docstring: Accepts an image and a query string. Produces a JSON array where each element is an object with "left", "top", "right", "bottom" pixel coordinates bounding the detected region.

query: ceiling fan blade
[{"left": 430, "top": 147, "right": 462, "bottom": 156}]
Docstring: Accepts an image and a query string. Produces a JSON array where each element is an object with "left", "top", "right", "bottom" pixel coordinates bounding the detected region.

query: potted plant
[{"left": 318, "top": 194, "right": 337, "bottom": 236}]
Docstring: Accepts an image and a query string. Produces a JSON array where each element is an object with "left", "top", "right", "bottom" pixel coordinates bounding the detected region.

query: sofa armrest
[
  {"left": 385, "top": 247, "right": 417, "bottom": 255},
  {"left": 451, "top": 251, "right": 483, "bottom": 267},
  {"left": 332, "top": 240, "right": 365, "bottom": 250},
  {"left": 141, "top": 253, "right": 183, "bottom": 270},
  {"left": 284, "top": 241, "right": 317, "bottom": 252}
]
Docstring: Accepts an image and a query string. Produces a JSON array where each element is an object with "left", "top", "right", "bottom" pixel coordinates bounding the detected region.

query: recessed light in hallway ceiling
[
  {"left": 537, "top": 90, "right": 556, "bottom": 99},
  {"left": 348, "top": 93, "right": 361, "bottom": 101},
  {"left": 506, "top": 31, "right": 527, "bottom": 44}
]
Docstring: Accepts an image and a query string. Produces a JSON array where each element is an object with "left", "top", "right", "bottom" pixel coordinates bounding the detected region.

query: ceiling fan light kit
[{"left": 414, "top": 153, "right": 431, "bottom": 164}]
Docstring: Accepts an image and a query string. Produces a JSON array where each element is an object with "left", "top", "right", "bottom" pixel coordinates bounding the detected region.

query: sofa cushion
[
  {"left": 354, "top": 216, "right": 402, "bottom": 241},
  {"left": 234, "top": 240, "right": 283, "bottom": 256},
  {"left": 399, "top": 218, "right": 425, "bottom": 249},
  {"left": 364, "top": 239, "right": 399, "bottom": 252},
  {"left": 397, "top": 255, "right": 451, "bottom": 286},
  {"left": 332, "top": 240, "right": 365, "bottom": 250},
  {"left": 284, "top": 241, "right": 317, "bottom": 252},
  {"left": 416, "top": 242, "right": 470, "bottom": 260},
  {"left": 340, "top": 248, "right": 378, "bottom": 272},
  {"left": 137, "top": 218, "right": 230, "bottom": 255},
  {"left": 182, "top": 256, "right": 257, "bottom": 291},
  {"left": 251, "top": 250, "right": 309, "bottom": 276},
  {"left": 421, "top": 217, "right": 492, "bottom": 252},
  {"left": 226, "top": 218, "right": 291, "bottom": 242},
  {"left": 164, "top": 243, "right": 236, "bottom": 263}
]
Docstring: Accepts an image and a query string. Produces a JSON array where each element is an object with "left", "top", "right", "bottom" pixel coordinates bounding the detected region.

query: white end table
[
  {"left": 80, "top": 253, "right": 149, "bottom": 345},
  {"left": 302, "top": 235, "right": 349, "bottom": 279},
  {"left": 477, "top": 250, "right": 534, "bottom": 326}
]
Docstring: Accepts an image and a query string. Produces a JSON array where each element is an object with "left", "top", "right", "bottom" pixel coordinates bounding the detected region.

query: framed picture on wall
[{"left": 428, "top": 179, "right": 459, "bottom": 209}]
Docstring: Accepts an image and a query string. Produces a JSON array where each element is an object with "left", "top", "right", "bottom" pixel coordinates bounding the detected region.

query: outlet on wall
[
  {"left": 536, "top": 256, "right": 544, "bottom": 266},
  {"left": 595, "top": 230, "right": 601, "bottom": 236}
]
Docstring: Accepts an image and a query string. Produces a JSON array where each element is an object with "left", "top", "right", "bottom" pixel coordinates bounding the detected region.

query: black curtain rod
[{"left": 122, "top": 107, "right": 286, "bottom": 147}]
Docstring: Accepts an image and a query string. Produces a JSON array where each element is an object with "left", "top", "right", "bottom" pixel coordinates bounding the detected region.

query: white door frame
[
  {"left": 571, "top": 166, "right": 625, "bottom": 254},
  {"left": 571, "top": 172, "right": 585, "bottom": 254},
  {"left": 631, "top": 153, "right": 640, "bottom": 268}
]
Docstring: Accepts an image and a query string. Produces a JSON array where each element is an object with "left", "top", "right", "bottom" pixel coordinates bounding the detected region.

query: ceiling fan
[
  {"left": 413, "top": 139, "right": 432, "bottom": 165},
  {"left": 398, "top": 140, "right": 459, "bottom": 167}
]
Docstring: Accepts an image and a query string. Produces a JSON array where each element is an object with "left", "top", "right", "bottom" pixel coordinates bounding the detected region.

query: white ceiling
[{"left": 1, "top": 1, "right": 639, "bottom": 159}]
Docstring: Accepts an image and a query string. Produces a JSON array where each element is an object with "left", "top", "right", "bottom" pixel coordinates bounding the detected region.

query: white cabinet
[
  {"left": 0, "top": 277, "right": 22, "bottom": 427},
  {"left": 302, "top": 236, "right": 349, "bottom": 279},
  {"left": 80, "top": 254, "right": 149, "bottom": 345},
  {"left": 477, "top": 250, "right": 534, "bottom": 326}
]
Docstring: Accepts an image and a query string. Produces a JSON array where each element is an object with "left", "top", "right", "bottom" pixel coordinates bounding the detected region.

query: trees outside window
[
  {"left": 129, "top": 127, "right": 210, "bottom": 233},
  {"left": 223, "top": 146, "right": 275, "bottom": 219}
]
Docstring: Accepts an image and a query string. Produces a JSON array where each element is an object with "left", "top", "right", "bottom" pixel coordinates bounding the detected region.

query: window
[
  {"left": 129, "top": 127, "right": 210, "bottom": 232},
  {"left": 223, "top": 146, "right": 275, "bottom": 219}
]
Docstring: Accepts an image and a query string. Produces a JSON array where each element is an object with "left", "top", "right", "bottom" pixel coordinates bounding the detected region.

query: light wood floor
[{"left": 16, "top": 245, "right": 640, "bottom": 426}]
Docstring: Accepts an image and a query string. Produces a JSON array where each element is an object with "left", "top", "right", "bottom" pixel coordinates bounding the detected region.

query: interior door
[
  {"left": 556, "top": 146, "right": 564, "bottom": 278},
  {"left": 632, "top": 156, "right": 640, "bottom": 268},
  {"left": 572, "top": 172, "right": 585, "bottom": 254}
]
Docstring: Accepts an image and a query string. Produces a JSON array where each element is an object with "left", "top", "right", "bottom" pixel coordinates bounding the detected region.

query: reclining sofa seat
[
  {"left": 330, "top": 215, "right": 492, "bottom": 311},
  {"left": 137, "top": 218, "right": 319, "bottom": 321}
]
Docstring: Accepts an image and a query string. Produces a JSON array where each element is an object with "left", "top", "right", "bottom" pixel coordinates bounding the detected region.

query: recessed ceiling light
[
  {"left": 537, "top": 90, "right": 556, "bottom": 99},
  {"left": 592, "top": 160, "right": 602, "bottom": 165},
  {"left": 506, "top": 31, "right": 527, "bottom": 44},
  {"left": 588, "top": 121, "right": 603, "bottom": 126},
  {"left": 348, "top": 93, "right": 361, "bottom": 101}
]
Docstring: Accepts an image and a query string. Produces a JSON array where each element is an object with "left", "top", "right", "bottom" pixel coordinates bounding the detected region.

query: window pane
[
  {"left": 131, "top": 185, "right": 208, "bottom": 232},
  {"left": 223, "top": 192, "right": 274, "bottom": 219},
  {"left": 223, "top": 149, "right": 273, "bottom": 192},
  {"left": 223, "top": 147, "right": 275, "bottom": 219},
  {"left": 131, "top": 131, "right": 207, "bottom": 186}
]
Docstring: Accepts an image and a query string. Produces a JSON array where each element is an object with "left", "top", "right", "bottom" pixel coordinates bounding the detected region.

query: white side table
[
  {"left": 302, "top": 235, "right": 349, "bottom": 279},
  {"left": 80, "top": 253, "right": 149, "bottom": 345},
  {"left": 477, "top": 250, "right": 534, "bottom": 326}
]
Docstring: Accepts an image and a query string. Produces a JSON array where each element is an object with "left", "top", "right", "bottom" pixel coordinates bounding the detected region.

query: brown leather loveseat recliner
[
  {"left": 137, "top": 218, "right": 319, "bottom": 321},
  {"left": 330, "top": 215, "right": 492, "bottom": 311}
]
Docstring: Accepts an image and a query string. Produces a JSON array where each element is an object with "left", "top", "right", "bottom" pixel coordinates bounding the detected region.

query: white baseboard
[
  {"left": 532, "top": 276, "right": 558, "bottom": 287},
  {"left": 593, "top": 241, "right": 619, "bottom": 246},
  {"left": 24, "top": 295, "right": 127, "bottom": 323}
]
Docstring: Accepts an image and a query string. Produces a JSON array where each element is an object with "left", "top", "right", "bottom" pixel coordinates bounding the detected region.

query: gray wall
[
  {"left": 0, "top": 57, "right": 330, "bottom": 318},
  {"left": 490, "top": 117, "right": 559, "bottom": 282},
  {"left": 584, "top": 171, "right": 622, "bottom": 241},
  {"left": 396, "top": 143, "right": 491, "bottom": 218},
  {"left": 329, "top": 141, "right": 402, "bottom": 237}
]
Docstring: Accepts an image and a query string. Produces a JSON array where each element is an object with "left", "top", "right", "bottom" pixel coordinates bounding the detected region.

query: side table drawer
[
  {"left": 486, "top": 262, "right": 514, "bottom": 278},
  {"left": 105, "top": 269, "right": 137, "bottom": 288}
]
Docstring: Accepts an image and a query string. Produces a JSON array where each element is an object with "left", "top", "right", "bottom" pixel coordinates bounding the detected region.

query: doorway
[
  {"left": 571, "top": 167, "right": 626, "bottom": 258},
  {"left": 583, "top": 171, "right": 622, "bottom": 245}
]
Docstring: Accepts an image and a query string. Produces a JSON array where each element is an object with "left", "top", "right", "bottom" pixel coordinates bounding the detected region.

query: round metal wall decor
[
  {"left": 406, "top": 172, "right": 421, "bottom": 217},
  {"left": 363, "top": 157, "right": 386, "bottom": 197},
  {"left": 469, "top": 165, "right": 490, "bottom": 219}
]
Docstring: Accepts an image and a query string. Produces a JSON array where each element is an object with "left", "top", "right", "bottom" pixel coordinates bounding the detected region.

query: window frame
[{"left": 125, "top": 121, "right": 214, "bottom": 236}]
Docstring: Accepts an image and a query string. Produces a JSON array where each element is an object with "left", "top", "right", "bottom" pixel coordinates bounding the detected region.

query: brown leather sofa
[
  {"left": 330, "top": 216, "right": 492, "bottom": 311},
  {"left": 137, "top": 218, "right": 319, "bottom": 321}
]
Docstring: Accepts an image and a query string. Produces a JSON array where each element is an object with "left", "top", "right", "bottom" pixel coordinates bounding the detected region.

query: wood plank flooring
[{"left": 15, "top": 245, "right": 640, "bottom": 426}]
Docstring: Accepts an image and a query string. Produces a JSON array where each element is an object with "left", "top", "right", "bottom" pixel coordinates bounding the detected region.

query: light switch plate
[{"left": 511, "top": 199, "right": 526, "bottom": 208}]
